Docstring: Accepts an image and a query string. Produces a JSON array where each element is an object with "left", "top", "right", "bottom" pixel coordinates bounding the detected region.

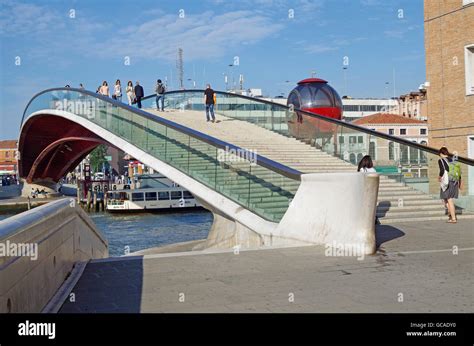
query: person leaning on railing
[
  {"left": 134, "top": 81, "right": 144, "bottom": 109},
  {"left": 357, "top": 155, "right": 380, "bottom": 225},
  {"left": 438, "top": 146, "right": 462, "bottom": 224}
]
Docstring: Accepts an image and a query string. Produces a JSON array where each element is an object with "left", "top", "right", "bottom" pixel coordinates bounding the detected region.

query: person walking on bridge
[
  {"left": 113, "top": 79, "right": 122, "bottom": 102},
  {"left": 126, "top": 81, "right": 134, "bottom": 105},
  {"left": 204, "top": 84, "right": 216, "bottom": 122},
  {"left": 155, "top": 79, "right": 165, "bottom": 111},
  {"left": 134, "top": 81, "right": 144, "bottom": 109}
]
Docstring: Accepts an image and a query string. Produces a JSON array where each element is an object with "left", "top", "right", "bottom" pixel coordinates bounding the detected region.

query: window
[
  {"left": 369, "top": 142, "right": 376, "bottom": 159},
  {"left": 388, "top": 129, "right": 394, "bottom": 135},
  {"left": 410, "top": 145, "right": 419, "bottom": 164},
  {"left": 465, "top": 44, "right": 474, "bottom": 95},
  {"left": 131, "top": 193, "right": 144, "bottom": 201},
  {"left": 388, "top": 142, "right": 395, "bottom": 160},
  {"left": 171, "top": 191, "right": 182, "bottom": 200},
  {"left": 400, "top": 128, "right": 407, "bottom": 135},
  {"left": 158, "top": 191, "right": 169, "bottom": 200},
  {"left": 5, "top": 151, "right": 9, "bottom": 158},
  {"left": 357, "top": 136, "right": 364, "bottom": 144},
  {"left": 343, "top": 105, "right": 359, "bottom": 112},
  {"left": 349, "top": 153, "right": 356, "bottom": 164},
  {"left": 145, "top": 192, "right": 157, "bottom": 201},
  {"left": 183, "top": 191, "right": 194, "bottom": 199},
  {"left": 338, "top": 136, "right": 345, "bottom": 144},
  {"left": 420, "top": 128, "right": 427, "bottom": 135},
  {"left": 400, "top": 145, "right": 409, "bottom": 164},
  {"left": 360, "top": 105, "right": 377, "bottom": 112},
  {"left": 349, "top": 136, "right": 357, "bottom": 144}
]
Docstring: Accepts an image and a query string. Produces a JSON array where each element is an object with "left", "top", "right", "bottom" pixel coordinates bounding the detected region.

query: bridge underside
[{"left": 19, "top": 115, "right": 108, "bottom": 183}]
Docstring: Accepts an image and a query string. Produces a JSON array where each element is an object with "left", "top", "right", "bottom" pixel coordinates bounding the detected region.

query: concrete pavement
[{"left": 59, "top": 219, "right": 473, "bottom": 313}]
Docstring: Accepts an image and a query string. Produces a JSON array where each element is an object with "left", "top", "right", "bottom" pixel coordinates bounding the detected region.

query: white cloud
[
  {"left": 384, "top": 25, "right": 420, "bottom": 39},
  {"left": 360, "top": 0, "right": 382, "bottom": 6},
  {"left": 93, "top": 10, "right": 284, "bottom": 61},
  {"left": 0, "top": 0, "right": 65, "bottom": 36},
  {"left": 296, "top": 36, "right": 367, "bottom": 55},
  {"left": 304, "top": 43, "right": 338, "bottom": 54}
]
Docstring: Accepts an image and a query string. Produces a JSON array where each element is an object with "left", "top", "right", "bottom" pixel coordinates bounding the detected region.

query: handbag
[{"left": 440, "top": 159, "right": 449, "bottom": 191}]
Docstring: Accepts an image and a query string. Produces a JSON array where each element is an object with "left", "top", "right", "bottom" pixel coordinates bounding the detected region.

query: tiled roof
[
  {"left": 0, "top": 140, "right": 17, "bottom": 149},
  {"left": 352, "top": 113, "right": 426, "bottom": 125}
]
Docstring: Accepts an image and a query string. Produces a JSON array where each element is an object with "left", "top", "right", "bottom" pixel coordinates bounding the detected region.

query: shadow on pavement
[
  {"left": 59, "top": 257, "right": 144, "bottom": 313},
  {"left": 375, "top": 224, "right": 405, "bottom": 248}
]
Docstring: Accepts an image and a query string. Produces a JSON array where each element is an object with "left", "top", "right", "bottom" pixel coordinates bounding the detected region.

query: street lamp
[
  {"left": 343, "top": 67, "right": 348, "bottom": 97},
  {"left": 187, "top": 78, "right": 196, "bottom": 89},
  {"left": 222, "top": 73, "right": 228, "bottom": 91}
]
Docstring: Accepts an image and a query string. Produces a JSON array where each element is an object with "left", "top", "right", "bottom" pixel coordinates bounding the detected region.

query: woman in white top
[
  {"left": 99, "top": 81, "right": 109, "bottom": 97},
  {"left": 114, "top": 79, "right": 122, "bottom": 102},
  {"left": 126, "top": 80, "right": 135, "bottom": 105},
  {"left": 357, "top": 155, "right": 377, "bottom": 173}
]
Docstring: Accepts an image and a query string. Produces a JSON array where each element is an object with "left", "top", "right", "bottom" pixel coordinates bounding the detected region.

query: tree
[{"left": 89, "top": 145, "right": 108, "bottom": 173}]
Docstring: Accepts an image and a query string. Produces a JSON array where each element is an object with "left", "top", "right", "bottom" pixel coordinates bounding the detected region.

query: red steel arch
[{"left": 19, "top": 114, "right": 110, "bottom": 183}]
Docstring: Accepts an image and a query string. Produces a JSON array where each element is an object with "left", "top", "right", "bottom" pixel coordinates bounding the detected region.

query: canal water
[{"left": 0, "top": 210, "right": 212, "bottom": 257}]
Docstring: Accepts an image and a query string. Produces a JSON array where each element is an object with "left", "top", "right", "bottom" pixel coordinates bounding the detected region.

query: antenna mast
[{"left": 176, "top": 48, "right": 184, "bottom": 90}]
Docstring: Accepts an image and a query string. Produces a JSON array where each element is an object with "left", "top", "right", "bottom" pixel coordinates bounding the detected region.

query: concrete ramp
[{"left": 0, "top": 198, "right": 108, "bottom": 313}]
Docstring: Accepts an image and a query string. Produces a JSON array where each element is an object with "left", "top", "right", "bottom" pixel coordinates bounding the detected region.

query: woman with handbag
[{"left": 438, "top": 147, "right": 462, "bottom": 223}]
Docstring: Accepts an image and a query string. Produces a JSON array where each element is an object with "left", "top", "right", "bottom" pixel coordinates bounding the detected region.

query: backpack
[
  {"left": 157, "top": 83, "right": 165, "bottom": 94},
  {"left": 448, "top": 160, "right": 462, "bottom": 181}
]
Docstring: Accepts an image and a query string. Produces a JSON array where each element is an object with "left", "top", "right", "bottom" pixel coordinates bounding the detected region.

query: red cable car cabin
[{"left": 287, "top": 78, "right": 343, "bottom": 138}]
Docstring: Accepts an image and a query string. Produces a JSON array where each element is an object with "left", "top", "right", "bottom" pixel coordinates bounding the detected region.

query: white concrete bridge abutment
[{"left": 195, "top": 173, "right": 379, "bottom": 255}]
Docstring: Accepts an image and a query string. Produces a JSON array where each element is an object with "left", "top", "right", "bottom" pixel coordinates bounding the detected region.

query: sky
[{"left": 0, "top": 0, "right": 426, "bottom": 139}]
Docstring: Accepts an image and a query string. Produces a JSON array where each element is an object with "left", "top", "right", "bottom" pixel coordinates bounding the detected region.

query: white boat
[{"left": 106, "top": 186, "right": 202, "bottom": 212}]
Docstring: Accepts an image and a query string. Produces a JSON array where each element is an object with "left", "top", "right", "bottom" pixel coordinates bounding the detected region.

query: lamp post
[
  {"left": 384, "top": 82, "right": 390, "bottom": 112},
  {"left": 343, "top": 67, "right": 348, "bottom": 97},
  {"left": 229, "top": 64, "right": 235, "bottom": 91},
  {"left": 187, "top": 78, "right": 196, "bottom": 89}
]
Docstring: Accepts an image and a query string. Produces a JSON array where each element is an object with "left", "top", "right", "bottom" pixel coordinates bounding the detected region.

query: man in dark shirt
[
  {"left": 203, "top": 84, "right": 215, "bottom": 122},
  {"left": 134, "top": 81, "right": 144, "bottom": 109}
]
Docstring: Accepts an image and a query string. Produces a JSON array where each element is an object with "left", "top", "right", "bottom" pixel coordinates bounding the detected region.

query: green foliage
[{"left": 89, "top": 145, "right": 108, "bottom": 172}]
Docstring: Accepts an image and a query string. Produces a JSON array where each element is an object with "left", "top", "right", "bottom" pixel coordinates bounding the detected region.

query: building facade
[
  {"left": 0, "top": 140, "right": 18, "bottom": 175},
  {"left": 424, "top": 0, "right": 474, "bottom": 195},
  {"left": 341, "top": 98, "right": 398, "bottom": 122},
  {"left": 351, "top": 113, "right": 429, "bottom": 178},
  {"left": 397, "top": 89, "right": 428, "bottom": 120}
]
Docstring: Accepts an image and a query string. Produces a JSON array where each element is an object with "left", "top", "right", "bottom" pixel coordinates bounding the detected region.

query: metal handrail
[
  {"left": 143, "top": 89, "right": 474, "bottom": 166},
  {"left": 20, "top": 88, "right": 302, "bottom": 180}
]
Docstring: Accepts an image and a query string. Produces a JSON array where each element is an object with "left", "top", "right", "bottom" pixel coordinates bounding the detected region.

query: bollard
[
  {"left": 77, "top": 185, "right": 81, "bottom": 206},
  {"left": 93, "top": 191, "right": 97, "bottom": 211},
  {"left": 86, "top": 190, "right": 91, "bottom": 211}
]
